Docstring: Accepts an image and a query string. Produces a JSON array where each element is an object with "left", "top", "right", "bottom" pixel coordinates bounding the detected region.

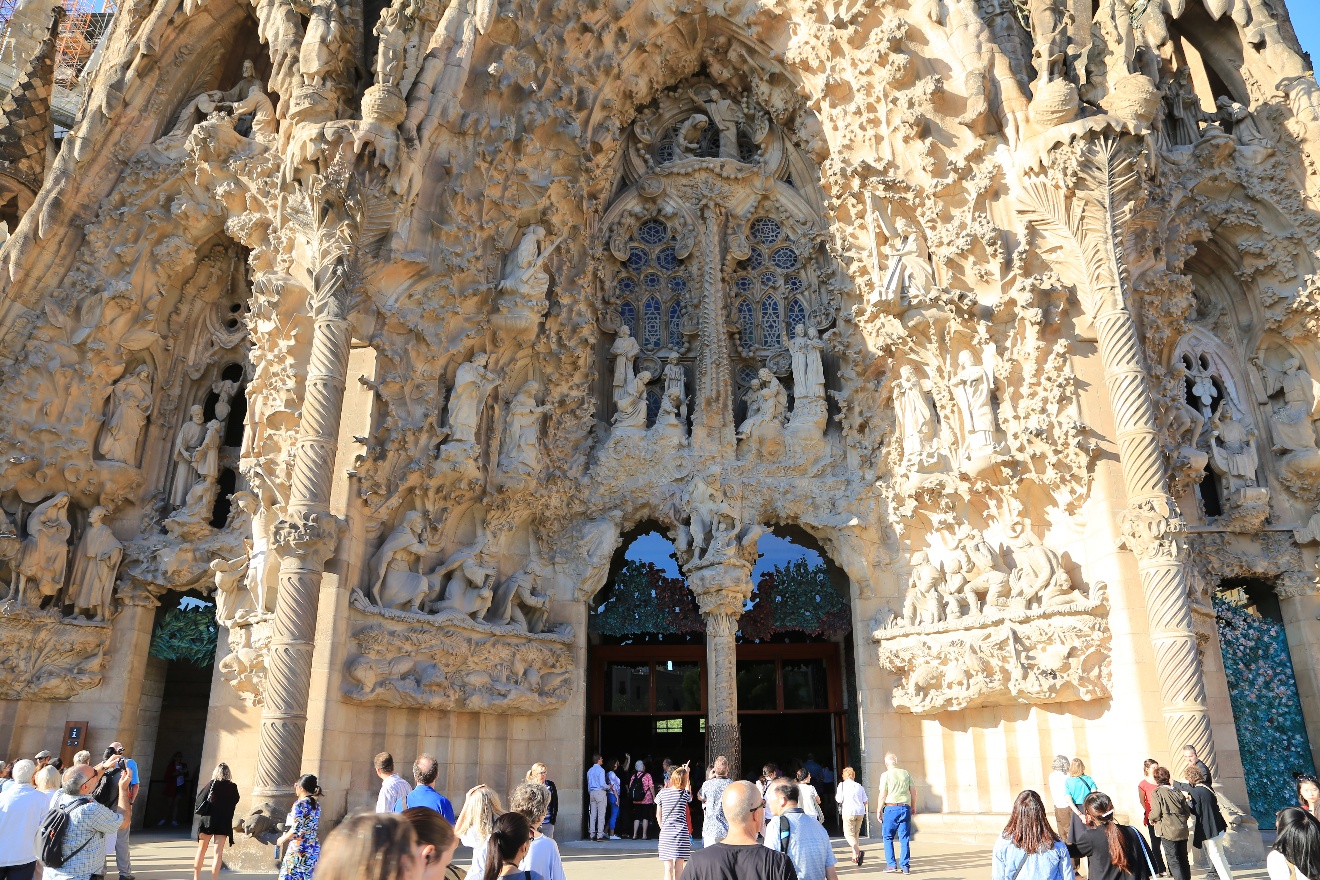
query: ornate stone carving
[
  {"left": 8, "top": 494, "right": 71, "bottom": 609},
  {"left": 68, "top": 507, "right": 123, "bottom": 623},
  {"left": 0, "top": 612, "right": 111, "bottom": 700}
]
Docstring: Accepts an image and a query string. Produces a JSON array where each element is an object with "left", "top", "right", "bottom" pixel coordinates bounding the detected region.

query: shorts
[{"left": 844, "top": 814, "right": 865, "bottom": 847}]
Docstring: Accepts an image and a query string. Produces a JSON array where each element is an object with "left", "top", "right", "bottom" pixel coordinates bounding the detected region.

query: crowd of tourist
[{"left": 4, "top": 739, "right": 1319, "bottom": 880}]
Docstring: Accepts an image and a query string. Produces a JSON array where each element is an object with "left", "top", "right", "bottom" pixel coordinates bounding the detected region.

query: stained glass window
[
  {"left": 760, "top": 297, "right": 782, "bottom": 348},
  {"left": 619, "top": 301, "right": 637, "bottom": 337},
  {"left": 610, "top": 218, "right": 691, "bottom": 354},
  {"left": 787, "top": 298, "right": 807, "bottom": 334},
  {"left": 734, "top": 216, "right": 804, "bottom": 349},
  {"left": 737, "top": 299, "right": 755, "bottom": 346},
  {"left": 643, "top": 295, "right": 663, "bottom": 349},
  {"left": 668, "top": 301, "right": 684, "bottom": 347}
]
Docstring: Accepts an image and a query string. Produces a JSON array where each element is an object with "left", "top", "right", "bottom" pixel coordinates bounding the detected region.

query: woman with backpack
[
  {"left": 991, "top": 790, "right": 1072, "bottom": 880},
  {"left": 629, "top": 760, "right": 655, "bottom": 840},
  {"left": 1182, "top": 766, "right": 1233, "bottom": 880},
  {"left": 192, "top": 763, "right": 240, "bottom": 880},
  {"left": 1065, "top": 759, "right": 1099, "bottom": 849},
  {"left": 1067, "top": 791, "right": 1155, "bottom": 880},
  {"left": 276, "top": 774, "right": 323, "bottom": 880}
]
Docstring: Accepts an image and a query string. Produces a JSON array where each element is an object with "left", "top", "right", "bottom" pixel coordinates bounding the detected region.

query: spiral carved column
[
  {"left": 687, "top": 557, "right": 754, "bottom": 779},
  {"left": 251, "top": 254, "right": 353, "bottom": 804}
]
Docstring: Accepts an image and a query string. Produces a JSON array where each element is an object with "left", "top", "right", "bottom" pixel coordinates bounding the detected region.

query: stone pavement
[{"left": 123, "top": 830, "right": 1272, "bottom": 880}]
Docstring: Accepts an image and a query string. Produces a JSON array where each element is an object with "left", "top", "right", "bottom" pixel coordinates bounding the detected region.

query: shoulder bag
[
  {"left": 1009, "top": 852, "right": 1033, "bottom": 880},
  {"left": 196, "top": 780, "right": 215, "bottom": 816}
]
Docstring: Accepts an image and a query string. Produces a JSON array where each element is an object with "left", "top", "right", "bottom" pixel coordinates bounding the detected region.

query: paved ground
[{"left": 123, "top": 830, "right": 1273, "bottom": 880}]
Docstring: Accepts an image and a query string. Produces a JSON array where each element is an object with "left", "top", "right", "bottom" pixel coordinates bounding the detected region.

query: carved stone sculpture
[
  {"left": 211, "top": 547, "right": 255, "bottom": 626},
  {"left": 902, "top": 550, "right": 946, "bottom": 626},
  {"left": 497, "top": 382, "right": 548, "bottom": 481},
  {"left": 97, "top": 366, "right": 153, "bottom": 465},
  {"left": 610, "top": 325, "right": 640, "bottom": 391},
  {"left": 892, "top": 365, "right": 939, "bottom": 470},
  {"left": 9, "top": 493, "right": 71, "bottom": 608},
  {"left": 177, "top": 421, "right": 224, "bottom": 520},
  {"left": 879, "top": 219, "right": 935, "bottom": 306},
  {"left": 169, "top": 405, "right": 208, "bottom": 507},
  {"left": 0, "top": 615, "right": 109, "bottom": 700},
  {"left": 737, "top": 369, "right": 787, "bottom": 458},
  {"left": 1254, "top": 356, "right": 1319, "bottom": 453},
  {"left": 68, "top": 507, "right": 123, "bottom": 622},
  {"left": 787, "top": 323, "right": 825, "bottom": 401},
  {"left": 612, "top": 370, "right": 652, "bottom": 432},
  {"left": 445, "top": 354, "right": 497, "bottom": 446},
  {"left": 367, "top": 510, "right": 431, "bottom": 610},
  {"left": 1208, "top": 405, "right": 1260, "bottom": 495},
  {"left": 950, "top": 349, "right": 998, "bottom": 463}
]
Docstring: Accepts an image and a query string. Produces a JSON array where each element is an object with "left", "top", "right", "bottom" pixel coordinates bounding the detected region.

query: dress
[
  {"left": 656, "top": 787, "right": 693, "bottom": 861},
  {"left": 279, "top": 797, "right": 321, "bottom": 880},
  {"left": 197, "top": 779, "right": 241, "bottom": 844},
  {"left": 699, "top": 777, "right": 733, "bottom": 844}
]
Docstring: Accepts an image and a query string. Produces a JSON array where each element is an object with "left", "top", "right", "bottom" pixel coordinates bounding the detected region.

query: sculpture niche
[{"left": 365, "top": 510, "right": 496, "bottom": 621}]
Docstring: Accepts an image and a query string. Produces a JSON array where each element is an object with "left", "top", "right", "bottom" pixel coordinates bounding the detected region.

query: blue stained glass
[
  {"left": 643, "top": 271, "right": 662, "bottom": 289},
  {"left": 656, "top": 246, "right": 678, "bottom": 271},
  {"left": 638, "top": 220, "right": 669, "bottom": 246},
  {"left": 735, "top": 275, "right": 754, "bottom": 294},
  {"left": 668, "top": 301, "right": 683, "bottom": 346},
  {"left": 737, "top": 298, "right": 755, "bottom": 345},
  {"left": 628, "top": 247, "right": 649, "bottom": 271},
  {"left": 656, "top": 139, "right": 676, "bottom": 164},
  {"left": 643, "top": 295, "right": 663, "bottom": 349},
  {"left": 761, "top": 297, "right": 782, "bottom": 348},
  {"left": 669, "top": 277, "right": 688, "bottom": 294},
  {"left": 770, "top": 247, "right": 799, "bottom": 271},
  {"left": 737, "top": 365, "right": 758, "bottom": 386},
  {"left": 786, "top": 273, "right": 805, "bottom": 293},
  {"left": 617, "top": 276, "right": 637, "bottom": 296},
  {"left": 761, "top": 272, "right": 778, "bottom": 289},
  {"left": 787, "top": 297, "right": 807, "bottom": 332},
  {"left": 619, "top": 301, "right": 637, "bottom": 336},
  {"left": 747, "top": 249, "right": 764, "bottom": 271},
  {"left": 751, "top": 217, "right": 782, "bottom": 245},
  {"left": 646, "top": 388, "right": 662, "bottom": 423}
]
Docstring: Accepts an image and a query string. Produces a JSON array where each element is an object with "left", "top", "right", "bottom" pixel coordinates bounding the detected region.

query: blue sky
[
  {"left": 624, "top": 531, "right": 823, "bottom": 580},
  {"left": 1295, "top": 5, "right": 1320, "bottom": 59}
]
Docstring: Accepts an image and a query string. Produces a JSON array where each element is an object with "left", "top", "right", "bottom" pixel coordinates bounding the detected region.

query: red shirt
[{"left": 1138, "top": 780, "right": 1157, "bottom": 825}]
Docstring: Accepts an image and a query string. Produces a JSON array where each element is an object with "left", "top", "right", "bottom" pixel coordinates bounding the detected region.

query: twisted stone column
[
  {"left": 687, "top": 557, "right": 754, "bottom": 778},
  {"left": 251, "top": 251, "right": 353, "bottom": 803}
]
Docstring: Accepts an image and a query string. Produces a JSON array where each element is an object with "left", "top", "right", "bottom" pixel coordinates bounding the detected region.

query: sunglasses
[{"left": 751, "top": 802, "right": 765, "bottom": 814}]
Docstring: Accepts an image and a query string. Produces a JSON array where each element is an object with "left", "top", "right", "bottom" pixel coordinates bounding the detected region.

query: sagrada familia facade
[{"left": 0, "top": 0, "right": 1318, "bottom": 860}]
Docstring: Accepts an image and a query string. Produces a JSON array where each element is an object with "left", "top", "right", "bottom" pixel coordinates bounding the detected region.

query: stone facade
[{"left": 0, "top": 0, "right": 1318, "bottom": 863}]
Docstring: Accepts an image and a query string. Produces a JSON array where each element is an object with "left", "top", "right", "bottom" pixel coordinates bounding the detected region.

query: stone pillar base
[{"left": 225, "top": 836, "right": 281, "bottom": 873}]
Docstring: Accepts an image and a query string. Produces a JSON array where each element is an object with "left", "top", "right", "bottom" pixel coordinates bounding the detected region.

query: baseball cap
[{"left": 34, "top": 750, "right": 51, "bottom": 759}]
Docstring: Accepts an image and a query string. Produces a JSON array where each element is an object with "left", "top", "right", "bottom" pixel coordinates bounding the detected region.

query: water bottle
[{"left": 273, "top": 845, "right": 281, "bottom": 863}]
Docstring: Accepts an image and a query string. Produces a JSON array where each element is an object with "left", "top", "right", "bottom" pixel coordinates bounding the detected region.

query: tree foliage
[
  {"left": 149, "top": 603, "right": 219, "bottom": 666},
  {"left": 740, "top": 558, "right": 851, "bottom": 641},
  {"left": 590, "top": 560, "right": 703, "bottom": 638}
]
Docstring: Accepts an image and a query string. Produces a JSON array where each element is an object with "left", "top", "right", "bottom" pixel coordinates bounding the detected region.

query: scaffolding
[{"left": 54, "top": 0, "right": 113, "bottom": 88}]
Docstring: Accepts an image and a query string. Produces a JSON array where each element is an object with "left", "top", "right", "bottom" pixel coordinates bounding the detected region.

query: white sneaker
[{"left": 609, "top": 835, "right": 621, "bottom": 840}]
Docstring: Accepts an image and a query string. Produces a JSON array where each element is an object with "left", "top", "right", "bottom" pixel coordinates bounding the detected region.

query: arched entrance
[{"left": 586, "top": 523, "right": 855, "bottom": 834}]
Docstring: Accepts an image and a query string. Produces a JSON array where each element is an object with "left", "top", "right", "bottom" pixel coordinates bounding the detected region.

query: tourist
[
  {"left": 804, "top": 754, "right": 824, "bottom": 781},
  {"left": 587, "top": 753, "right": 608, "bottom": 841},
  {"left": 407, "top": 755, "right": 456, "bottom": 823},
  {"left": 629, "top": 759, "right": 655, "bottom": 840},
  {"left": 1298, "top": 774, "right": 1320, "bottom": 819},
  {"left": 36, "top": 763, "right": 62, "bottom": 809},
  {"left": 1065, "top": 758, "right": 1098, "bottom": 847},
  {"left": 454, "top": 784, "right": 502, "bottom": 875},
  {"left": 657, "top": 765, "right": 694, "bottom": 880},
  {"left": 315, "top": 812, "right": 424, "bottom": 880},
  {"left": 481, "top": 812, "right": 541, "bottom": 880},
  {"left": 376, "top": 752, "right": 412, "bottom": 814},
  {"left": 35, "top": 751, "right": 53, "bottom": 770},
  {"left": 1137, "top": 759, "right": 1169, "bottom": 877},
  {"left": 700, "top": 755, "right": 734, "bottom": 846},
  {"left": 765, "top": 776, "right": 839, "bottom": 880},
  {"left": 0, "top": 761, "right": 12, "bottom": 795},
  {"left": 105, "top": 742, "right": 139, "bottom": 880},
  {"left": 192, "top": 763, "right": 240, "bottom": 880},
  {"left": 462, "top": 784, "right": 563, "bottom": 880},
  {"left": 73, "top": 751, "right": 91, "bottom": 766},
  {"left": 1269, "top": 807, "right": 1320, "bottom": 880},
  {"left": 836, "top": 766, "right": 868, "bottom": 867},
  {"left": 45, "top": 764, "right": 131, "bottom": 880},
  {"left": 525, "top": 763, "right": 558, "bottom": 840},
  {"left": 877, "top": 752, "right": 914, "bottom": 874},
  {"left": 1182, "top": 747, "right": 1211, "bottom": 786},
  {"left": 683, "top": 780, "right": 795, "bottom": 880},
  {"left": 0, "top": 760, "right": 48, "bottom": 880},
  {"left": 160, "top": 752, "right": 187, "bottom": 827},
  {"left": 795, "top": 769, "right": 823, "bottom": 823},
  {"left": 1047, "top": 756, "right": 1072, "bottom": 841},
  {"left": 1067, "top": 792, "right": 1154, "bottom": 880},
  {"left": 275, "top": 774, "right": 323, "bottom": 880},
  {"left": 758, "top": 764, "right": 780, "bottom": 801},
  {"left": 606, "top": 758, "right": 623, "bottom": 839},
  {"left": 402, "top": 806, "right": 462, "bottom": 880},
  {"left": 1181, "top": 766, "right": 1232, "bottom": 880},
  {"left": 992, "top": 790, "right": 1071, "bottom": 880},
  {"left": 1147, "top": 766, "right": 1191, "bottom": 880}
]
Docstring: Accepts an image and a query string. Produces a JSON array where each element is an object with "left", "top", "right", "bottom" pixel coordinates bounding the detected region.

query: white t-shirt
[
  {"left": 1268, "top": 850, "right": 1310, "bottom": 880},
  {"left": 836, "top": 779, "right": 868, "bottom": 816},
  {"left": 1048, "top": 771, "right": 1071, "bottom": 809},
  {"left": 798, "top": 782, "right": 822, "bottom": 820}
]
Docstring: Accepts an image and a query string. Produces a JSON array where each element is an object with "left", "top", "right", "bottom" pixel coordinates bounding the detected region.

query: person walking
[
  {"left": 1067, "top": 792, "right": 1154, "bottom": 880},
  {"left": 481, "top": 812, "right": 543, "bottom": 880},
  {"left": 375, "top": 752, "right": 412, "bottom": 814},
  {"left": 0, "top": 760, "right": 49, "bottom": 880},
  {"left": 765, "top": 776, "right": 839, "bottom": 880},
  {"left": 45, "top": 764, "right": 132, "bottom": 880},
  {"left": 1065, "top": 759, "right": 1099, "bottom": 850},
  {"left": 877, "top": 753, "right": 914, "bottom": 874},
  {"left": 657, "top": 766, "right": 694, "bottom": 880},
  {"left": 836, "top": 767, "right": 868, "bottom": 867},
  {"left": 606, "top": 758, "right": 623, "bottom": 840},
  {"left": 991, "top": 790, "right": 1071, "bottom": 880},
  {"left": 192, "top": 763, "right": 240, "bottom": 880},
  {"left": 586, "top": 754, "right": 609, "bottom": 841},
  {"left": 454, "top": 785, "right": 503, "bottom": 875},
  {"left": 629, "top": 760, "right": 655, "bottom": 840},
  {"left": 1298, "top": 775, "right": 1320, "bottom": 819},
  {"left": 159, "top": 752, "right": 187, "bottom": 827},
  {"left": 406, "top": 755, "right": 456, "bottom": 823},
  {"left": 525, "top": 763, "right": 558, "bottom": 841},
  {"left": 1269, "top": 807, "right": 1320, "bottom": 880},
  {"left": 1181, "top": 766, "right": 1232, "bottom": 880},
  {"left": 1138, "top": 759, "right": 1169, "bottom": 877},
  {"left": 275, "top": 774, "right": 322, "bottom": 880},
  {"left": 700, "top": 755, "right": 734, "bottom": 847},
  {"left": 1047, "top": 756, "right": 1072, "bottom": 841},
  {"left": 403, "top": 806, "right": 462, "bottom": 880},
  {"left": 314, "top": 812, "right": 424, "bottom": 880},
  {"left": 1147, "top": 767, "right": 1191, "bottom": 880},
  {"left": 684, "top": 781, "right": 795, "bottom": 880},
  {"left": 105, "top": 743, "right": 138, "bottom": 880},
  {"left": 795, "top": 769, "right": 823, "bottom": 823}
]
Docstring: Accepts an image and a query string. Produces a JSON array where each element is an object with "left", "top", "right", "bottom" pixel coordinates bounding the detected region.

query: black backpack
[
  {"left": 629, "top": 774, "right": 648, "bottom": 803},
  {"left": 39, "top": 796, "right": 94, "bottom": 868},
  {"left": 93, "top": 763, "right": 124, "bottom": 809}
]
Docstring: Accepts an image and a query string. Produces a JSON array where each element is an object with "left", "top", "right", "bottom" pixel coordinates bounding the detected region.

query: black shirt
[
  {"left": 683, "top": 843, "right": 797, "bottom": 880},
  {"left": 1068, "top": 823, "right": 1153, "bottom": 880}
]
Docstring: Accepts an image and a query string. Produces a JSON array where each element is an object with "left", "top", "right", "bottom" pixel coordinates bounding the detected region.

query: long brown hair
[
  {"left": 1002, "top": 790, "right": 1061, "bottom": 854},
  {"left": 315, "top": 813, "right": 419, "bottom": 880},
  {"left": 1083, "top": 792, "right": 1132, "bottom": 874}
]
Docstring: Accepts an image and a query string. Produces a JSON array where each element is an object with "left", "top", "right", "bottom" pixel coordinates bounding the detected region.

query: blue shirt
[
  {"left": 1065, "top": 775, "right": 1096, "bottom": 806},
  {"left": 125, "top": 758, "right": 140, "bottom": 786},
  {"left": 992, "top": 837, "right": 1072, "bottom": 880},
  {"left": 764, "top": 808, "right": 837, "bottom": 880},
  {"left": 406, "top": 784, "right": 455, "bottom": 823},
  {"left": 587, "top": 764, "right": 607, "bottom": 790}
]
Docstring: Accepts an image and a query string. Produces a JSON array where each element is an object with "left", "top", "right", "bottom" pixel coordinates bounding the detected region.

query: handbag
[
  {"left": 1130, "top": 825, "right": 1157, "bottom": 878},
  {"left": 196, "top": 780, "right": 214, "bottom": 816}
]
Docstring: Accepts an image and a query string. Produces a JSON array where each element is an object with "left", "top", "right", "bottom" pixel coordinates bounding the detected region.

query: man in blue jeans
[{"left": 875, "top": 753, "right": 913, "bottom": 874}]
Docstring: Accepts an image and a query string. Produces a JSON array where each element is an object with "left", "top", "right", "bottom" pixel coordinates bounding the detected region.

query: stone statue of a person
[
  {"left": 1252, "top": 355, "right": 1319, "bottom": 453},
  {"left": 499, "top": 226, "right": 558, "bottom": 307},
  {"left": 611, "top": 325, "right": 640, "bottom": 391},
  {"left": 70, "top": 507, "right": 124, "bottom": 622},
  {"left": 445, "top": 353, "right": 498, "bottom": 445},
  {"left": 181, "top": 421, "right": 224, "bottom": 516},
  {"left": 10, "top": 493, "right": 71, "bottom": 608},
  {"left": 893, "top": 365, "right": 938, "bottom": 469},
  {"left": 880, "top": 219, "right": 935, "bottom": 303},
  {"left": 1208, "top": 405, "right": 1260, "bottom": 494},
  {"left": 950, "top": 350, "right": 997, "bottom": 457},
  {"left": 98, "top": 366, "right": 153, "bottom": 465},
  {"left": 498, "top": 381, "right": 549, "bottom": 478},
  {"left": 612, "top": 370, "right": 652, "bottom": 431},
  {"left": 786, "top": 323, "right": 826, "bottom": 401},
  {"left": 170, "top": 405, "right": 208, "bottom": 506}
]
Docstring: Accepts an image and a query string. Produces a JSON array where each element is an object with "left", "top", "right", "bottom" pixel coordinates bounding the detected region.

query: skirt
[{"left": 658, "top": 824, "right": 692, "bottom": 861}]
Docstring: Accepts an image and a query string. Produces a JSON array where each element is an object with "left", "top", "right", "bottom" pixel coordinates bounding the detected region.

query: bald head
[
  {"left": 721, "top": 780, "right": 764, "bottom": 840},
  {"left": 62, "top": 764, "right": 95, "bottom": 796}
]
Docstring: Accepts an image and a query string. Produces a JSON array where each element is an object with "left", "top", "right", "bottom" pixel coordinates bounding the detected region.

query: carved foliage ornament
[{"left": 0, "top": 612, "right": 110, "bottom": 700}]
